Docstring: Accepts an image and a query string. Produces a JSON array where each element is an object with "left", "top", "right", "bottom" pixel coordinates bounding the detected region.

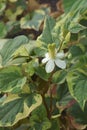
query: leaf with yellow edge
[
  {"left": 67, "top": 68, "right": 87, "bottom": 110},
  {"left": 0, "top": 93, "right": 42, "bottom": 126},
  {"left": 0, "top": 66, "right": 26, "bottom": 94}
]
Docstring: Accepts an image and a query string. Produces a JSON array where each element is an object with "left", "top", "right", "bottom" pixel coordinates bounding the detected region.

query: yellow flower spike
[{"left": 48, "top": 43, "right": 56, "bottom": 59}]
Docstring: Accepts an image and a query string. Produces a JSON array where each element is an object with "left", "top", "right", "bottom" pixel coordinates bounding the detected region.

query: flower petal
[
  {"left": 55, "top": 59, "right": 66, "bottom": 69},
  {"left": 45, "top": 60, "right": 55, "bottom": 73},
  {"left": 45, "top": 53, "right": 50, "bottom": 58},
  {"left": 42, "top": 53, "right": 50, "bottom": 63},
  {"left": 56, "top": 52, "right": 65, "bottom": 59},
  {"left": 42, "top": 57, "right": 49, "bottom": 63}
]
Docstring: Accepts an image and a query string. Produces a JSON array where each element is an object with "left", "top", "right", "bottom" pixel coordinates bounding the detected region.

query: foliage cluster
[{"left": 0, "top": 0, "right": 87, "bottom": 129}]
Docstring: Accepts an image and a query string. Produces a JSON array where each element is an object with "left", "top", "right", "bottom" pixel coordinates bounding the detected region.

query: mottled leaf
[
  {"left": 50, "top": 119, "right": 60, "bottom": 130},
  {"left": 0, "top": 35, "right": 28, "bottom": 66},
  {"left": 0, "top": 66, "right": 26, "bottom": 94},
  {"left": 0, "top": 93, "right": 42, "bottom": 126},
  {"left": 0, "top": 22, "right": 7, "bottom": 38},
  {"left": 68, "top": 102, "right": 87, "bottom": 125},
  {"left": 35, "top": 66, "right": 50, "bottom": 81},
  {"left": 20, "top": 9, "right": 46, "bottom": 31},
  {"left": 37, "top": 16, "right": 55, "bottom": 47},
  {"left": 30, "top": 105, "right": 51, "bottom": 130},
  {"left": 52, "top": 70, "right": 67, "bottom": 84},
  {"left": 69, "top": 23, "right": 86, "bottom": 33},
  {"left": 67, "top": 68, "right": 87, "bottom": 110},
  {"left": 56, "top": 84, "right": 73, "bottom": 110}
]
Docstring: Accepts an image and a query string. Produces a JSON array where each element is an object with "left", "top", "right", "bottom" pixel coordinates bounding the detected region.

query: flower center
[{"left": 48, "top": 43, "right": 56, "bottom": 59}]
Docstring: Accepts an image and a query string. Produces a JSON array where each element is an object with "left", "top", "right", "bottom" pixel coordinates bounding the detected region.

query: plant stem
[
  {"left": 50, "top": 88, "right": 53, "bottom": 114},
  {"left": 41, "top": 94, "right": 51, "bottom": 119},
  {"left": 41, "top": 72, "right": 54, "bottom": 119}
]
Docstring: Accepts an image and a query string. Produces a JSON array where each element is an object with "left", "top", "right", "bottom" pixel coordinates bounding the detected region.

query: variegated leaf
[
  {"left": 0, "top": 66, "right": 26, "bottom": 94},
  {"left": 0, "top": 93, "right": 42, "bottom": 126}
]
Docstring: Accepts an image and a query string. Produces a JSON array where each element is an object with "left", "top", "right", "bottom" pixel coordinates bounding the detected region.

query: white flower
[{"left": 42, "top": 51, "right": 66, "bottom": 73}]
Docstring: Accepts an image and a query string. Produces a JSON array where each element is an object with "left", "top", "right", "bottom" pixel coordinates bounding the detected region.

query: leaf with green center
[
  {"left": 53, "top": 0, "right": 87, "bottom": 49},
  {"left": 0, "top": 22, "right": 7, "bottom": 38},
  {"left": 69, "top": 23, "right": 86, "bottom": 33},
  {"left": 24, "top": 40, "right": 36, "bottom": 55},
  {"left": 34, "top": 47, "right": 47, "bottom": 57},
  {"left": 63, "top": 0, "right": 87, "bottom": 14},
  {"left": 67, "top": 68, "right": 87, "bottom": 110},
  {"left": 24, "top": 59, "right": 38, "bottom": 76},
  {"left": 0, "top": 1, "right": 6, "bottom": 15},
  {"left": 0, "top": 66, "right": 26, "bottom": 94},
  {"left": 30, "top": 105, "right": 51, "bottom": 130},
  {"left": 68, "top": 102, "right": 87, "bottom": 125},
  {"left": 15, "top": 0, "right": 27, "bottom": 10},
  {"left": 5, "top": 7, "right": 23, "bottom": 21},
  {"left": 13, "top": 45, "right": 29, "bottom": 57},
  {"left": 69, "top": 45, "right": 84, "bottom": 58},
  {"left": 0, "top": 95, "right": 7, "bottom": 104},
  {"left": 62, "top": 0, "right": 76, "bottom": 12},
  {"left": 0, "top": 35, "right": 28, "bottom": 66},
  {"left": 37, "top": 16, "right": 55, "bottom": 47},
  {"left": 35, "top": 66, "right": 50, "bottom": 81},
  {"left": 56, "top": 84, "right": 73, "bottom": 111},
  {"left": 52, "top": 70, "right": 67, "bottom": 84},
  {"left": 9, "top": 0, "right": 17, "bottom": 2},
  {"left": 20, "top": 9, "right": 46, "bottom": 31},
  {"left": 0, "top": 128, "right": 12, "bottom": 130},
  {"left": 50, "top": 119, "right": 60, "bottom": 130},
  {"left": 0, "top": 39, "right": 8, "bottom": 50},
  {"left": 0, "top": 93, "right": 42, "bottom": 127},
  {"left": 79, "top": 55, "right": 87, "bottom": 66}
]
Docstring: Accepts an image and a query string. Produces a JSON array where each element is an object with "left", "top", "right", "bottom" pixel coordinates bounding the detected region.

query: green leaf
[
  {"left": 20, "top": 9, "right": 46, "bottom": 31},
  {"left": 5, "top": 7, "right": 23, "bottom": 21},
  {"left": 56, "top": 84, "right": 73, "bottom": 109},
  {"left": 0, "top": 35, "right": 28, "bottom": 66},
  {"left": 68, "top": 102, "right": 87, "bottom": 125},
  {"left": 0, "top": 1, "right": 6, "bottom": 15},
  {"left": 37, "top": 16, "right": 55, "bottom": 47},
  {"left": 62, "top": 0, "right": 76, "bottom": 12},
  {"left": 24, "top": 59, "right": 38, "bottom": 76},
  {"left": 9, "top": 0, "right": 17, "bottom": 2},
  {"left": 69, "top": 45, "right": 84, "bottom": 58},
  {"left": 52, "top": 70, "right": 67, "bottom": 84},
  {"left": 0, "top": 22, "right": 7, "bottom": 38},
  {"left": 15, "top": 124, "right": 29, "bottom": 130},
  {"left": 0, "top": 94, "right": 7, "bottom": 104},
  {"left": 35, "top": 66, "right": 50, "bottom": 81},
  {"left": 34, "top": 47, "right": 47, "bottom": 57},
  {"left": 0, "top": 66, "right": 26, "bottom": 94},
  {"left": 13, "top": 45, "right": 29, "bottom": 57},
  {"left": 15, "top": 0, "right": 27, "bottom": 10},
  {"left": 30, "top": 105, "right": 51, "bottom": 130},
  {"left": 69, "top": 23, "right": 86, "bottom": 33},
  {"left": 7, "top": 57, "right": 27, "bottom": 65},
  {"left": 53, "top": 0, "right": 87, "bottom": 49},
  {"left": 67, "top": 69, "right": 87, "bottom": 110},
  {"left": 0, "top": 39, "right": 8, "bottom": 50},
  {"left": 50, "top": 119, "right": 60, "bottom": 130},
  {"left": 63, "top": 0, "right": 87, "bottom": 13},
  {"left": 79, "top": 55, "right": 87, "bottom": 65},
  {"left": 74, "top": 54, "right": 87, "bottom": 69},
  {"left": 80, "top": 37, "right": 87, "bottom": 47},
  {"left": 0, "top": 93, "right": 42, "bottom": 126},
  {"left": 0, "top": 128, "right": 12, "bottom": 130},
  {"left": 24, "top": 40, "right": 36, "bottom": 55}
]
